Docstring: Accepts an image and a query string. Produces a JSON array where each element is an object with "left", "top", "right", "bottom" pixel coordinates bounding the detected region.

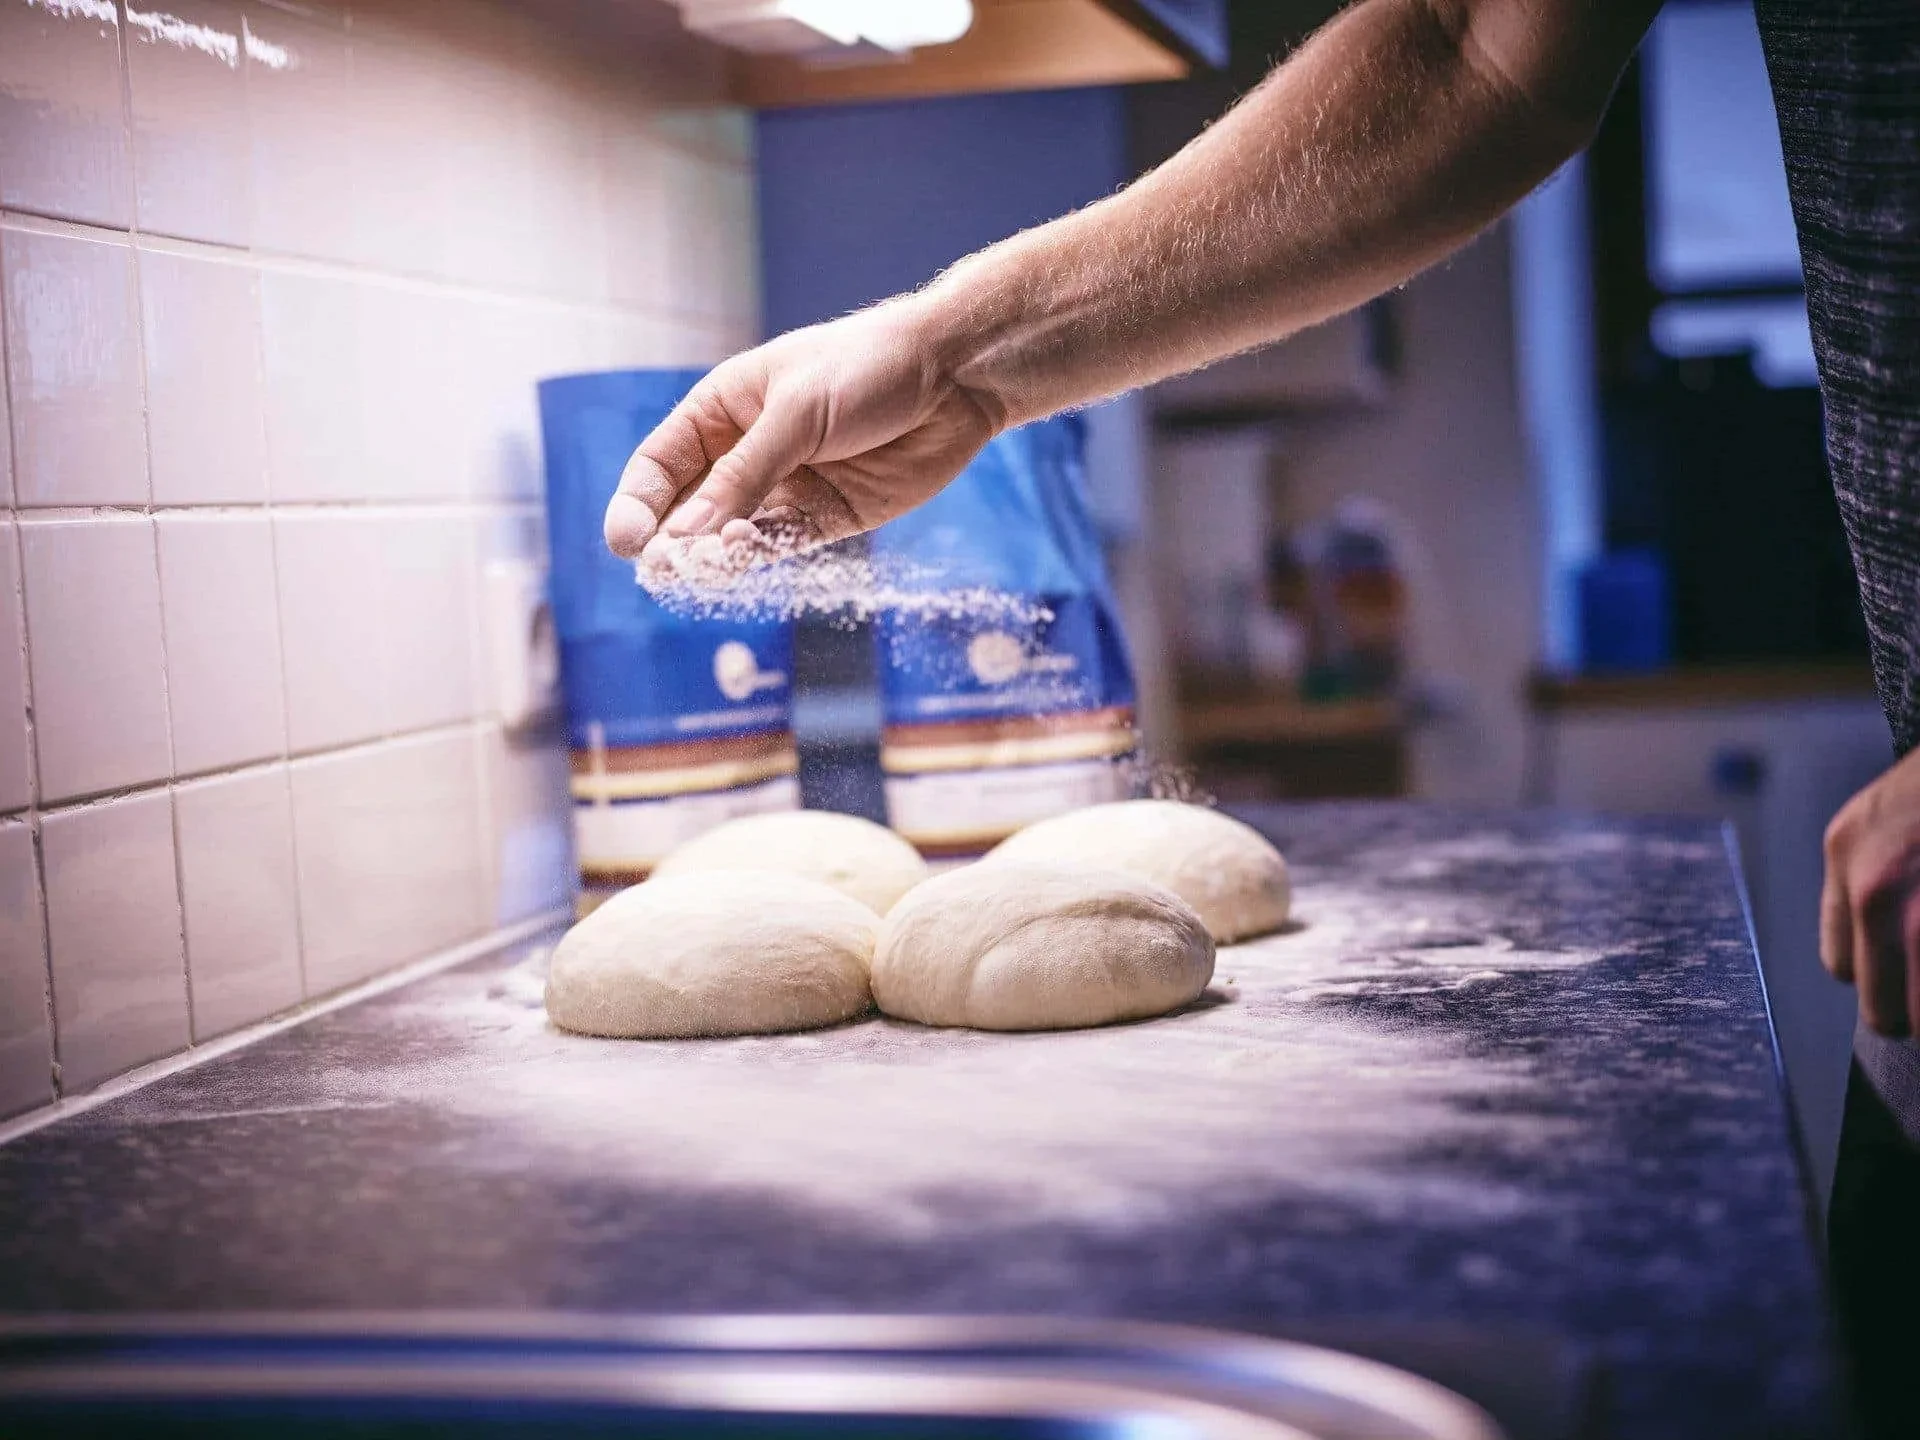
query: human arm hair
[{"left": 607, "top": 0, "right": 1663, "bottom": 557}]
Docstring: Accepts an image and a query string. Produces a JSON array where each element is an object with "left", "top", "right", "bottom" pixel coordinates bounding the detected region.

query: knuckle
[
  {"left": 1854, "top": 863, "right": 1905, "bottom": 914},
  {"left": 1823, "top": 813, "right": 1853, "bottom": 861},
  {"left": 704, "top": 453, "right": 753, "bottom": 497}
]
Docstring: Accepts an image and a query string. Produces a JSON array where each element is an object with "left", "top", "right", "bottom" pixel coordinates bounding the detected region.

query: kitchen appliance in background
[
  {"left": 874, "top": 416, "right": 1138, "bottom": 861},
  {"left": 1156, "top": 427, "right": 1414, "bottom": 802},
  {"left": 1295, "top": 500, "right": 1409, "bottom": 701},
  {"left": 1159, "top": 427, "right": 1275, "bottom": 687},
  {"left": 539, "top": 371, "right": 799, "bottom": 914}
]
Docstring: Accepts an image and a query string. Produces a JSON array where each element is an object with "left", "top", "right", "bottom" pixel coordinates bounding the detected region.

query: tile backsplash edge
[{"left": 0, "top": 907, "right": 565, "bottom": 1148}]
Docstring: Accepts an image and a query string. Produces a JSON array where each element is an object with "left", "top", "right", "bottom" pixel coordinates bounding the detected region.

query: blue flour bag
[
  {"left": 871, "top": 414, "right": 1138, "bottom": 858},
  {"left": 538, "top": 370, "right": 798, "bottom": 899}
]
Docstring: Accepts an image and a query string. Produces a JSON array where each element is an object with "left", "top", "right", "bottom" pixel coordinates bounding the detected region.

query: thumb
[{"left": 663, "top": 388, "right": 822, "bottom": 537}]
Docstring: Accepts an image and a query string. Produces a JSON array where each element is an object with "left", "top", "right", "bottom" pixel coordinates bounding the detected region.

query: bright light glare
[
  {"left": 684, "top": 0, "right": 973, "bottom": 53},
  {"left": 825, "top": 0, "right": 973, "bottom": 51}
]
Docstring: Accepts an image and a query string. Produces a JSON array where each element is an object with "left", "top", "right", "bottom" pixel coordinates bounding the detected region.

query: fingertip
[{"left": 604, "top": 492, "right": 658, "bottom": 558}]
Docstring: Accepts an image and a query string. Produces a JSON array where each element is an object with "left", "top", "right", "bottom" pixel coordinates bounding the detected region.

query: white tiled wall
[{"left": 0, "top": 0, "right": 760, "bottom": 1119}]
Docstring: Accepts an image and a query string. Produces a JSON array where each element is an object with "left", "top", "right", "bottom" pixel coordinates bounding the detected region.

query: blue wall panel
[{"left": 755, "top": 87, "right": 1130, "bottom": 336}]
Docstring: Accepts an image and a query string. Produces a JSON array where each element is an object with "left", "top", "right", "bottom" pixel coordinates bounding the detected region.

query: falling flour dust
[
  {"left": 298, "top": 864, "right": 1612, "bottom": 1240},
  {"left": 636, "top": 539, "right": 1052, "bottom": 635}
]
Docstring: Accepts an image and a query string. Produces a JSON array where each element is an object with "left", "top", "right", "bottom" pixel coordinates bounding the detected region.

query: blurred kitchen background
[{"left": 0, "top": 0, "right": 1883, "bottom": 1205}]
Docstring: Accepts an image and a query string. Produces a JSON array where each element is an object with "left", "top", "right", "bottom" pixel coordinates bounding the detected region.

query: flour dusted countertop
[{"left": 0, "top": 804, "right": 1836, "bottom": 1438}]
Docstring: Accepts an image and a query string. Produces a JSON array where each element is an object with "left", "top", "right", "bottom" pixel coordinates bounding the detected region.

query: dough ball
[
  {"left": 545, "top": 871, "right": 877, "bottom": 1038},
  {"left": 985, "top": 800, "right": 1290, "bottom": 942},
  {"left": 872, "top": 862, "right": 1215, "bottom": 1031},
  {"left": 651, "top": 810, "right": 931, "bottom": 916}
]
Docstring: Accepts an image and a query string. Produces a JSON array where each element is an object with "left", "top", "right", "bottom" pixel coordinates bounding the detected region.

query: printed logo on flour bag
[
  {"left": 966, "top": 631, "right": 1026, "bottom": 686},
  {"left": 967, "top": 630, "right": 1081, "bottom": 688},
  {"left": 875, "top": 416, "right": 1138, "bottom": 861},
  {"left": 713, "top": 640, "right": 788, "bottom": 703}
]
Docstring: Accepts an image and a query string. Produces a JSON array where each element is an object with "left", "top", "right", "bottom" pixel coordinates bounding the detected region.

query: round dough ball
[
  {"left": 872, "top": 861, "right": 1215, "bottom": 1031},
  {"left": 651, "top": 810, "right": 931, "bottom": 916},
  {"left": 985, "top": 800, "right": 1290, "bottom": 943},
  {"left": 546, "top": 871, "right": 877, "bottom": 1038}
]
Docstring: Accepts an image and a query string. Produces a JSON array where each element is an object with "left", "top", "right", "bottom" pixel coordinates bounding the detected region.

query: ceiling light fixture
[{"left": 675, "top": 0, "right": 974, "bottom": 57}]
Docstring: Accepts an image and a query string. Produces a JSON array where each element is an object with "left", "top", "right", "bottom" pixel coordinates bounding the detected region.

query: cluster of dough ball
[{"left": 545, "top": 801, "right": 1291, "bottom": 1040}]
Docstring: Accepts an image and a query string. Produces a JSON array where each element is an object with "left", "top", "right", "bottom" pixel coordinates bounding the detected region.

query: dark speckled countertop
[{"left": 0, "top": 803, "right": 1838, "bottom": 1438}]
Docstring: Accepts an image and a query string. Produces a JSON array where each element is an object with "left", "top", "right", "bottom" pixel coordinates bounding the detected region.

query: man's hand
[
  {"left": 1823, "top": 747, "right": 1920, "bottom": 1037},
  {"left": 602, "top": 297, "right": 1001, "bottom": 562}
]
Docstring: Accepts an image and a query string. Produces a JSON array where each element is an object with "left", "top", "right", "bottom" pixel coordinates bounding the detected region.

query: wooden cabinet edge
[{"left": 1527, "top": 662, "right": 1878, "bottom": 713}]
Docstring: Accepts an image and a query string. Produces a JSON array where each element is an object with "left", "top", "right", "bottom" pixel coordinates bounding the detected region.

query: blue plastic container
[{"left": 1576, "top": 549, "right": 1672, "bottom": 673}]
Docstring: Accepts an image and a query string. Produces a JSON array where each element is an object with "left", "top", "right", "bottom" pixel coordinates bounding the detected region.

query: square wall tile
[
  {"left": 278, "top": 509, "right": 482, "bottom": 752},
  {"left": 260, "top": 267, "right": 363, "bottom": 502},
  {"left": 380, "top": 512, "right": 476, "bottom": 735},
  {"left": 463, "top": 302, "right": 586, "bottom": 501},
  {"left": 176, "top": 766, "right": 302, "bottom": 1039},
  {"left": 435, "top": 28, "right": 537, "bottom": 292},
  {"left": 127, "top": 0, "right": 251, "bottom": 245},
  {"left": 3, "top": 225, "right": 148, "bottom": 508},
  {"left": 522, "top": 82, "right": 607, "bottom": 303},
  {"left": 274, "top": 511, "right": 386, "bottom": 753},
  {"left": 356, "top": 282, "right": 460, "bottom": 501},
  {"left": 0, "top": 524, "right": 31, "bottom": 813},
  {"left": 589, "top": 312, "right": 678, "bottom": 371},
  {"left": 291, "top": 731, "right": 484, "bottom": 995},
  {"left": 476, "top": 722, "right": 571, "bottom": 927},
  {"left": 441, "top": 297, "right": 521, "bottom": 502},
  {"left": 0, "top": 0, "right": 132, "bottom": 227},
  {"left": 667, "top": 154, "right": 757, "bottom": 327},
  {"left": 43, "top": 790, "right": 190, "bottom": 1092},
  {"left": 605, "top": 141, "right": 754, "bottom": 323},
  {"left": 0, "top": 820, "right": 52, "bottom": 1120},
  {"left": 602, "top": 130, "right": 673, "bottom": 311},
  {"left": 157, "top": 513, "right": 286, "bottom": 775},
  {"left": 140, "top": 247, "right": 268, "bottom": 505},
  {"left": 21, "top": 516, "right": 171, "bottom": 803},
  {"left": 347, "top": 30, "right": 453, "bottom": 277},
  {"left": 246, "top": 7, "right": 355, "bottom": 261}
]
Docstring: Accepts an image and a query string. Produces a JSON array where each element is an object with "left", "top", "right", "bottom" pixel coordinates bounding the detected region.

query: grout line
[
  {"left": 145, "top": 475, "right": 197, "bottom": 1044},
  {"left": 27, "top": 815, "right": 58, "bottom": 1102},
  {"left": 166, "top": 786, "right": 197, "bottom": 1043},
  {"left": 280, "top": 759, "right": 311, "bottom": 1000},
  {"left": 4, "top": 501, "right": 60, "bottom": 1101},
  {"left": 15, "top": 500, "right": 542, "bottom": 522},
  {"left": 0, "top": 207, "right": 757, "bottom": 335},
  {"left": 167, "top": 750, "right": 289, "bottom": 791},
  {"left": 261, "top": 426, "right": 313, "bottom": 1000},
  {"left": 0, "top": 225, "right": 14, "bottom": 514},
  {"left": 0, "top": 910, "right": 567, "bottom": 1149},
  {"left": 30, "top": 718, "right": 488, "bottom": 816}
]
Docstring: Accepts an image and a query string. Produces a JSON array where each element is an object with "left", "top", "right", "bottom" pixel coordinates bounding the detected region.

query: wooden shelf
[
  {"left": 729, "top": 0, "right": 1194, "bottom": 108},
  {"left": 1528, "top": 662, "right": 1877, "bottom": 714},
  {"left": 1179, "top": 691, "right": 1405, "bottom": 748}
]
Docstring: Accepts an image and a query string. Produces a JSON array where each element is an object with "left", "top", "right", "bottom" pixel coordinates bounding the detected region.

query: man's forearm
[{"left": 918, "top": 0, "right": 1655, "bottom": 430}]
